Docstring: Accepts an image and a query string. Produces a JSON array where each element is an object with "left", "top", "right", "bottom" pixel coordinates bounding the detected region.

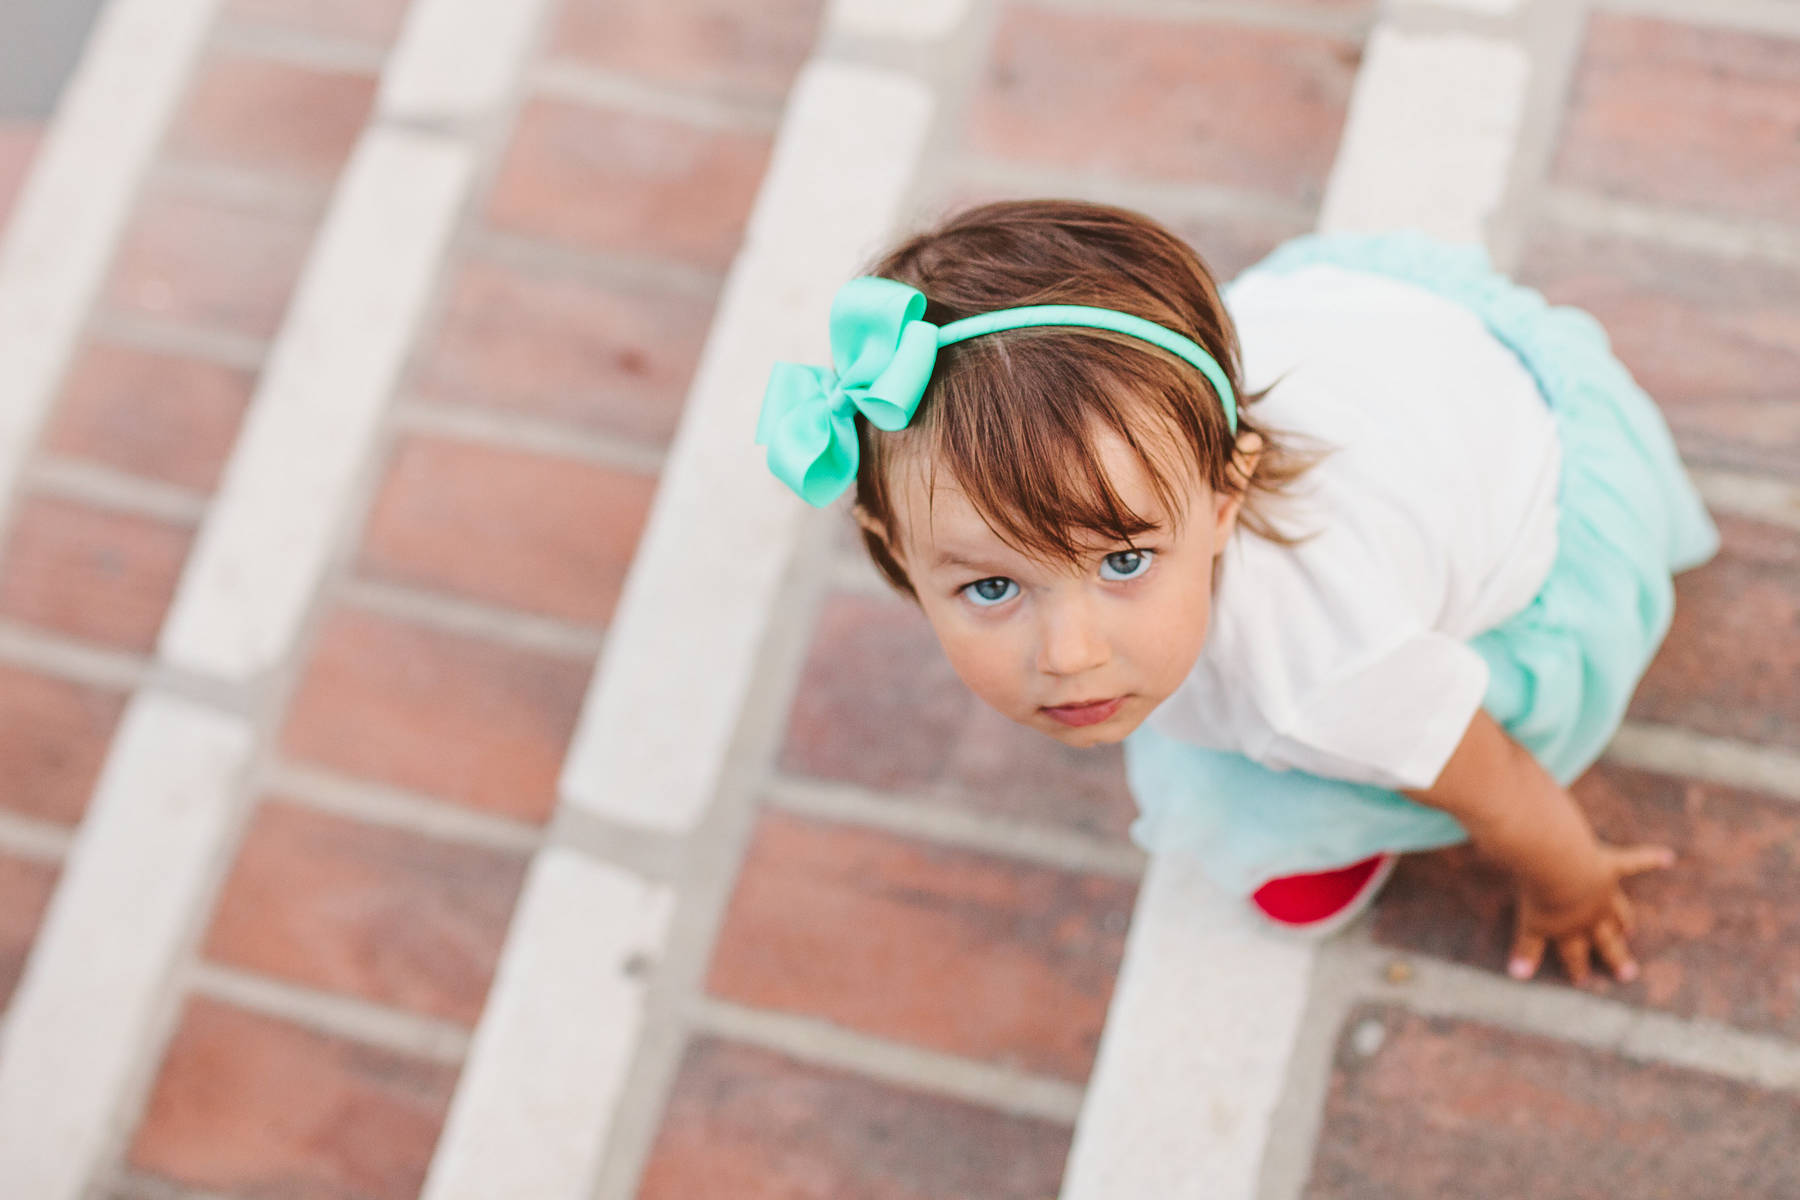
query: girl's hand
[{"left": 1506, "top": 842, "right": 1676, "bottom": 985}]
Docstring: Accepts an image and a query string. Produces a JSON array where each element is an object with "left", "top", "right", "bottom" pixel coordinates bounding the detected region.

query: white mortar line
[
  {"left": 0, "top": 694, "right": 253, "bottom": 1200},
  {"left": 957, "top": 156, "right": 1317, "bottom": 233},
  {"left": 420, "top": 849, "right": 674, "bottom": 1200},
  {"left": 208, "top": 18, "right": 393, "bottom": 76},
  {"left": 1691, "top": 468, "right": 1800, "bottom": 533},
  {"left": 531, "top": 62, "right": 784, "bottom": 132},
  {"left": 766, "top": 775, "right": 1147, "bottom": 880},
  {"left": 0, "top": 0, "right": 223, "bottom": 537},
  {"left": 0, "top": 811, "right": 75, "bottom": 864},
  {"left": 694, "top": 996, "right": 1086, "bottom": 1126},
  {"left": 1539, "top": 185, "right": 1800, "bottom": 270},
  {"left": 1010, "top": 0, "right": 1371, "bottom": 39},
  {"left": 1317, "top": 26, "right": 1531, "bottom": 241},
  {"left": 391, "top": 399, "right": 668, "bottom": 478},
  {"left": 0, "top": 620, "right": 149, "bottom": 692},
  {"left": 1594, "top": 0, "right": 1800, "bottom": 38},
  {"left": 157, "top": 128, "right": 474, "bottom": 683},
  {"left": 87, "top": 311, "right": 269, "bottom": 371},
  {"left": 340, "top": 578, "right": 608, "bottom": 661},
  {"left": 1607, "top": 722, "right": 1800, "bottom": 804},
  {"left": 26, "top": 457, "right": 210, "bottom": 526},
  {"left": 264, "top": 760, "right": 544, "bottom": 856},
  {"left": 188, "top": 962, "right": 471, "bottom": 1065},
  {"left": 558, "top": 61, "right": 935, "bottom": 835},
  {"left": 1065, "top": 12, "right": 1536, "bottom": 1198}
]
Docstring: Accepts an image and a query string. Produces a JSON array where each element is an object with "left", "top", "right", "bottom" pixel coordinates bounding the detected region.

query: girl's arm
[{"left": 1401, "top": 710, "right": 1674, "bottom": 984}]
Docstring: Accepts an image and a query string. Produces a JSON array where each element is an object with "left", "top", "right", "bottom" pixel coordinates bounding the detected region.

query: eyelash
[{"left": 958, "top": 548, "right": 1158, "bottom": 608}]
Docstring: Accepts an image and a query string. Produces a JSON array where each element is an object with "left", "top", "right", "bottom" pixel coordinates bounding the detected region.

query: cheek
[
  {"left": 1137, "top": 560, "right": 1214, "bottom": 693},
  {"left": 928, "top": 612, "right": 1029, "bottom": 712}
]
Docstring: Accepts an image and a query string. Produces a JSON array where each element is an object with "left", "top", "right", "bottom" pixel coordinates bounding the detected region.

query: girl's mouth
[{"left": 1041, "top": 696, "right": 1125, "bottom": 727}]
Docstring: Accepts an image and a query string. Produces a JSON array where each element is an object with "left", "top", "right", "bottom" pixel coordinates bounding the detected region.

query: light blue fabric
[{"left": 1124, "top": 230, "right": 1721, "bottom": 896}]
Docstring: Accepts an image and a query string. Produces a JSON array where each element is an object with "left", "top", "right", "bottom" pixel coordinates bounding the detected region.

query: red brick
[
  {"left": 226, "top": 0, "right": 414, "bottom": 44},
  {"left": 639, "top": 1038, "right": 1071, "bottom": 1200},
  {"left": 0, "top": 496, "right": 192, "bottom": 652},
  {"left": 1631, "top": 514, "right": 1800, "bottom": 750},
  {"left": 1553, "top": 15, "right": 1800, "bottom": 227},
  {"left": 0, "top": 119, "right": 40, "bottom": 234},
  {"left": 413, "top": 253, "right": 712, "bottom": 445},
  {"left": 708, "top": 810, "right": 1133, "bottom": 1081},
  {"left": 1519, "top": 226, "right": 1800, "bottom": 479},
  {"left": 779, "top": 590, "right": 1140, "bottom": 841},
  {"left": 1306, "top": 1005, "right": 1800, "bottom": 1199},
  {"left": 203, "top": 799, "right": 528, "bottom": 1026},
  {"left": 170, "top": 52, "right": 376, "bottom": 183},
  {"left": 358, "top": 436, "right": 656, "bottom": 625},
  {"left": 550, "top": 0, "right": 825, "bottom": 103},
  {"left": 487, "top": 100, "right": 771, "bottom": 270},
  {"left": 0, "top": 665, "right": 126, "bottom": 826},
  {"left": 45, "top": 341, "right": 254, "bottom": 493},
  {"left": 281, "top": 607, "right": 589, "bottom": 822},
  {"left": 970, "top": 8, "right": 1358, "bottom": 205},
  {"left": 1374, "top": 762, "right": 1800, "bottom": 1036},
  {"left": 0, "top": 854, "right": 60, "bottom": 1013},
  {"left": 106, "top": 182, "right": 315, "bottom": 340},
  {"left": 129, "top": 997, "right": 456, "bottom": 1200}
]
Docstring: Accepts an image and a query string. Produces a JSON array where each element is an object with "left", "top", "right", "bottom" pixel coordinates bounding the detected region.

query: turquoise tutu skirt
[{"left": 1125, "top": 231, "right": 1721, "bottom": 896}]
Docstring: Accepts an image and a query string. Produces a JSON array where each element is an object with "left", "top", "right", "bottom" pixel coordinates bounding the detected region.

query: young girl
[{"left": 754, "top": 199, "right": 1718, "bottom": 986}]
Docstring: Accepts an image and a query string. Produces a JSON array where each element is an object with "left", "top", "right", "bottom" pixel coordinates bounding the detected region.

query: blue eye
[
  {"left": 1100, "top": 549, "right": 1154, "bottom": 581},
  {"left": 962, "top": 577, "right": 1019, "bottom": 607}
]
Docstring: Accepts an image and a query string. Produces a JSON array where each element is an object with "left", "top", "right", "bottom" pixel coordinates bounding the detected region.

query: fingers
[
  {"left": 1556, "top": 935, "right": 1592, "bottom": 986},
  {"left": 1610, "top": 844, "right": 1678, "bottom": 876},
  {"left": 1592, "top": 919, "right": 1639, "bottom": 983},
  {"left": 1612, "top": 892, "right": 1636, "bottom": 935},
  {"left": 1508, "top": 930, "right": 1546, "bottom": 981}
]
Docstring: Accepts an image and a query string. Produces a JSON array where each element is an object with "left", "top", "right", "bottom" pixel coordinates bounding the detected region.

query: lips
[{"left": 1041, "top": 696, "right": 1125, "bottom": 727}]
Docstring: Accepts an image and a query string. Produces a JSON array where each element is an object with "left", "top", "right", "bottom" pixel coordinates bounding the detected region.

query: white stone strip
[
  {"left": 1317, "top": 28, "right": 1531, "bottom": 243},
  {"left": 1608, "top": 722, "right": 1800, "bottom": 805},
  {"left": 0, "top": 694, "right": 252, "bottom": 1200},
  {"left": 1691, "top": 467, "right": 1800, "bottom": 533},
  {"left": 265, "top": 761, "right": 544, "bottom": 856},
  {"left": 0, "top": 619, "right": 147, "bottom": 692},
  {"left": 189, "top": 962, "right": 470, "bottom": 1065},
  {"left": 1061, "top": 854, "right": 1318, "bottom": 1199},
  {"left": 766, "top": 775, "right": 1147, "bottom": 880},
  {"left": 0, "top": 0, "right": 222, "bottom": 534},
  {"left": 420, "top": 850, "right": 673, "bottom": 1200},
  {"left": 378, "top": 0, "right": 552, "bottom": 129},
  {"left": 0, "top": 810, "right": 74, "bottom": 864},
  {"left": 1352, "top": 947, "right": 1800, "bottom": 1093},
  {"left": 695, "top": 997, "right": 1086, "bottom": 1125},
  {"left": 826, "top": 0, "right": 974, "bottom": 41},
  {"left": 559, "top": 61, "right": 936, "bottom": 833},
  {"left": 26, "top": 457, "right": 210, "bottom": 527},
  {"left": 157, "top": 129, "right": 473, "bottom": 682}
]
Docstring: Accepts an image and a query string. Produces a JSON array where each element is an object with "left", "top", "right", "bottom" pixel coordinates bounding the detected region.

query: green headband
[{"left": 756, "top": 275, "right": 1239, "bottom": 507}]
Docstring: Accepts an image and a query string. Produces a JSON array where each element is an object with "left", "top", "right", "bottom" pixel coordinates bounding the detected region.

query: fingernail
[{"left": 1508, "top": 958, "right": 1531, "bottom": 979}]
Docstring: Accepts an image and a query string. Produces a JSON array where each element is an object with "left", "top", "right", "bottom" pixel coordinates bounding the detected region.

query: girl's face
[{"left": 869, "top": 421, "right": 1252, "bottom": 748}]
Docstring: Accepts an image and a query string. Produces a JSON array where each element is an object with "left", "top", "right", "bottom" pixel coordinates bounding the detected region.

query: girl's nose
[{"left": 1037, "top": 595, "right": 1110, "bottom": 677}]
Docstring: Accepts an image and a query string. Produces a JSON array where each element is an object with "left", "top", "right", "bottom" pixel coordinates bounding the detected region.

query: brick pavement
[{"left": 0, "top": 0, "right": 1795, "bottom": 1197}]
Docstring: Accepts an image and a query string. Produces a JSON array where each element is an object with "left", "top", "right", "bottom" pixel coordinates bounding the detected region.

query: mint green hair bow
[{"left": 756, "top": 275, "right": 1238, "bottom": 507}]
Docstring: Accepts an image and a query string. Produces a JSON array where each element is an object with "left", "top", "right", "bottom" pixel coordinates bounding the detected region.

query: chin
[{"left": 1039, "top": 710, "right": 1141, "bottom": 748}]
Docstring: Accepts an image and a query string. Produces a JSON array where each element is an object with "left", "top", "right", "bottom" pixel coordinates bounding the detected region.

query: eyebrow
[{"left": 931, "top": 524, "right": 1169, "bottom": 573}]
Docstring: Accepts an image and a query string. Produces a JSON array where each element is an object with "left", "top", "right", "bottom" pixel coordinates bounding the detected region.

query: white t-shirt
[{"left": 1146, "top": 264, "right": 1563, "bottom": 792}]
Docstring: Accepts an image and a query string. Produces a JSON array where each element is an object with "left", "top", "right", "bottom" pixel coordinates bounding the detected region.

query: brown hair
[{"left": 852, "top": 198, "right": 1317, "bottom": 601}]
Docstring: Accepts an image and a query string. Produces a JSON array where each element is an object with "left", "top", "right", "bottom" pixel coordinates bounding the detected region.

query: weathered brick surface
[
  {"left": 1519, "top": 225, "right": 1800, "bottom": 479},
  {"left": 1305, "top": 1005, "right": 1800, "bottom": 1199},
  {"left": 0, "top": 665, "right": 125, "bottom": 826},
  {"left": 225, "top": 0, "right": 414, "bottom": 44},
  {"left": 0, "top": 496, "right": 192, "bottom": 652},
  {"left": 0, "top": 854, "right": 59, "bottom": 1013},
  {"left": 203, "top": 799, "right": 529, "bottom": 1026},
  {"left": 638, "top": 1038, "right": 1072, "bottom": 1200},
  {"left": 358, "top": 435, "right": 656, "bottom": 626},
  {"left": 1631, "top": 514, "right": 1800, "bottom": 751},
  {"left": 128, "top": 997, "right": 456, "bottom": 1200},
  {"left": 970, "top": 7, "right": 1359, "bottom": 206},
  {"left": 281, "top": 607, "right": 588, "bottom": 822},
  {"left": 412, "top": 253, "right": 712, "bottom": 445},
  {"left": 486, "top": 100, "right": 772, "bottom": 270},
  {"left": 1374, "top": 762, "right": 1800, "bottom": 1036},
  {"left": 1553, "top": 14, "right": 1800, "bottom": 227},
  {"left": 46, "top": 340, "right": 254, "bottom": 493},
  {"left": 707, "top": 809, "right": 1134, "bottom": 1081},
  {"left": 779, "top": 590, "right": 1140, "bottom": 841},
  {"left": 169, "top": 51, "right": 376, "bottom": 184},
  {"left": 105, "top": 182, "right": 315, "bottom": 340},
  {"left": 550, "top": 0, "right": 826, "bottom": 103}
]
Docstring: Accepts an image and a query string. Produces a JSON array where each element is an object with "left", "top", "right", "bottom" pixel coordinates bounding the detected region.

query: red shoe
[{"left": 1250, "top": 853, "right": 1396, "bottom": 936}]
